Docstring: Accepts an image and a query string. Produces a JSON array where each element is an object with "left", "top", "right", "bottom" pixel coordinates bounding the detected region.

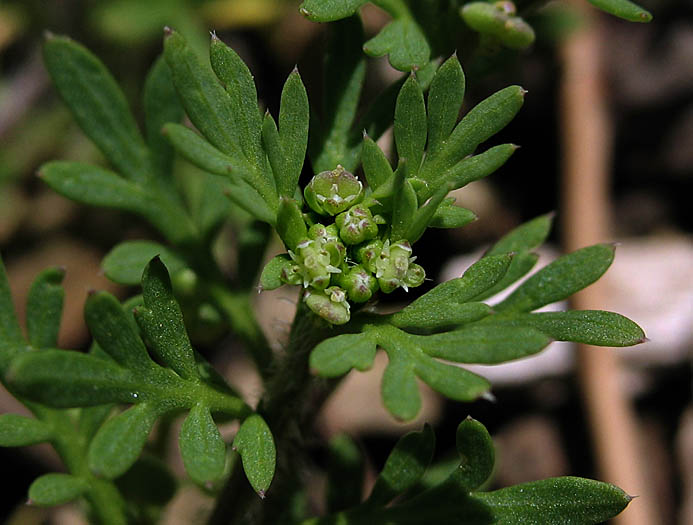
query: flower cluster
[{"left": 264, "top": 165, "right": 425, "bottom": 324}]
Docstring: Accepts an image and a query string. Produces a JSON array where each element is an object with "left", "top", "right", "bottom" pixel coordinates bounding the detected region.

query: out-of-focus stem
[{"left": 559, "top": 7, "right": 658, "bottom": 525}]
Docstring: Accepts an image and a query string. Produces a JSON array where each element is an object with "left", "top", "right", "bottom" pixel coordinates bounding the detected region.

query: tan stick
[{"left": 559, "top": 9, "right": 658, "bottom": 525}]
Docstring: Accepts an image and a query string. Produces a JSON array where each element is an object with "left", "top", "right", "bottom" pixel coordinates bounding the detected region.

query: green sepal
[
  {"left": 427, "top": 54, "right": 465, "bottom": 157},
  {"left": 102, "top": 240, "right": 187, "bottom": 286},
  {"left": 309, "top": 332, "right": 377, "bottom": 378},
  {"left": 361, "top": 134, "right": 393, "bottom": 190},
  {"left": 233, "top": 414, "right": 276, "bottom": 497},
  {"left": 26, "top": 267, "right": 65, "bottom": 349},
  {"left": 259, "top": 254, "right": 293, "bottom": 291},
  {"left": 363, "top": 17, "right": 430, "bottom": 72},
  {"left": 179, "top": 403, "right": 227, "bottom": 484},
  {"left": 0, "top": 414, "right": 54, "bottom": 446},
  {"left": 88, "top": 403, "right": 159, "bottom": 479},
  {"left": 429, "top": 200, "right": 477, "bottom": 229},
  {"left": 490, "top": 310, "right": 646, "bottom": 347},
  {"left": 586, "top": 0, "right": 652, "bottom": 22},
  {"left": 298, "top": 0, "right": 367, "bottom": 22},
  {"left": 277, "top": 68, "right": 309, "bottom": 198},
  {"left": 143, "top": 55, "right": 184, "bottom": 182},
  {"left": 84, "top": 291, "right": 154, "bottom": 372},
  {"left": 137, "top": 257, "right": 198, "bottom": 380},
  {"left": 7, "top": 350, "right": 139, "bottom": 407},
  {"left": 28, "top": 473, "right": 90, "bottom": 506},
  {"left": 326, "top": 434, "right": 365, "bottom": 513},
  {"left": 472, "top": 476, "right": 632, "bottom": 523},
  {"left": 452, "top": 417, "right": 494, "bottom": 491},
  {"left": 43, "top": 34, "right": 151, "bottom": 184},
  {"left": 495, "top": 244, "right": 616, "bottom": 313},
  {"left": 394, "top": 74, "right": 427, "bottom": 175},
  {"left": 368, "top": 424, "right": 435, "bottom": 505},
  {"left": 276, "top": 197, "right": 308, "bottom": 251}
]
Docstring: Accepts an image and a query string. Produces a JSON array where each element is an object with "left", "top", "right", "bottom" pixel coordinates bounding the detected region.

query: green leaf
[
  {"left": 461, "top": 3, "right": 536, "bottom": 50},
  {"left": 209, "top": 34, "right": 264, "bottom": 169},
  {"left": 381, "top": 347, "right": 420, "bottom": 421},
  {"left": 309, "top": 332, "right": 377, "bottom": 377},
  {"left": 89, "top": 403, "right": 159, "bottom": 479},
  {"left": 390, "top": 162, "right": 417, "bottom": 241},
  {"left": 299, "top": 0, "right": 367, "bottom": 21},
  {"left": 486, "top": 213, "right": 554, "bottom": 256},
  {"left": 429, "top": 200, "right": 477, "bottom": 229},
  {"left": 179, "top": 403, "right": 227, "bottom": 484},
  {"left": 368, "top": 424, "right": 435, "bottom": 505},
  {"left": 310, "top": 16, "right": 366, "bottom": 174},
  {"left": 26, "top": 267, "right": 65, "bottom": 349},
  {"left": 326, "top": 434, "right": 365, "bottom": 513},
  {"left": 427, "top": 54, "right": 465, "bottom": 157},
  {"left": 363, "top": 18, "right": 431, "bottom": 72},
  {"left": 394, "top": 74, "right": 427, "bottom": 175},
  {"left": 38, "top": 161, "right": 195, "bottom": 245},
  {"left": 412, "top": 354, "right": 490, "bottom": 402},
  {"left": 7, "top": 350, "right": 138, "bottom": 407},
  {"left": 586, "top": 0, "right": 652, "bottom": 22},
  {"left": 43, "top": 35, "right": 150, "bottom": 184},
  {"left": 277, "top": 69, "right": 309, "bottom": 198},
  {"left": 137, "top": 257, "right": 198, "bottom": 380},
  {"left": 225, "top": 178, "right": 276, "bottom": 225},
  {"left": 422, "top": 85, "right": 525, "bottom": 180},
  {"left": 472, "top": 476, "right": 632, "bottom": 523},
  {"left": 495, "top": 244, "right": 616, "bottom": 313},
  {"left": 361, "top": 134, "right": 393, "bottom": 190},
  {"left": 418, "top": 324, "right": 551, "bottom": 364},
  {"left": 233, "top": 414, "right": 276, "bottom": 497},
  {"left": 143, "top": 55, "right": 184, "bottom": 182},
  {"left": 162, "top": 123, "right": 236, "bottom": 177},
  {"left": 28, "top": 473, "right": 89, "bottom": 506},
  {"left": 405, "top": 182, "right": 452, "bottom": 244},
  {"left": 276, "top": 197, "right": 308, "bottom": 251},
  {"left": 472, "top": 252, "right": 539, "bottom": 302},
  {"left": 496, "top": 310, "right": 646, "bottom": 347},
  {"left": 390, "top": 253, "right": 512, "bottom": 331},
  {"left": 0, "top": 414, "right": 53, "bottom": 446},
  {"left": 452, "top": 417, "right": 494, "bottom": 491},
  {"left": 84, "top": 291, "right": 154, "bottom": 372},
  {"left": 259, "top": 254, "right": 292, "bottom": 291},
  {"left": 102, "top": 240, "right": 187, "bottom": 286}
]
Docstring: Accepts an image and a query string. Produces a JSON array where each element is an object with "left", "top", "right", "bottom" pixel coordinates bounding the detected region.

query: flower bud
[
  {"left": 355, "top": 239, "right": 383, "bottom": 275},
  {"left": 375, "top": 240, "right": 423, "bottom": 293},
  {"left": 338, "top": 265, "right": 379, "bottom": 303},
  {"left": 335, "top": 205, "right": 380, "bottom": 245},
  {"left": 304, "top": 287, "right": 350, "bottom": 325},
  {"left": 289, "top": 239, "right": 342, "bottom": 290},
  {"left": 304, "top": 165, "right": 364, "bottom": 216}
]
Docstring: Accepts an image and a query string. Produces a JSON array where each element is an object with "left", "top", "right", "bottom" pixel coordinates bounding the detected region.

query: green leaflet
[
  {"left": 405, "top": 182, "right": 452, "bottom": 244},
  {"left": 391, "top": 301, "right": 491, "bottom": 335},
  {"left": 43, "top": 35, "right": 151, "bottom": 185},
  {"left": 162, "top": 123, "right": 237, "bottom": 177},
  {"left": 259, "top": 254, "right": 293, "bottom": 291},
  {"left": 277, "top": 69, "right": 309, "bottom": 198},
  {"left": 0, "top": 414, "right": 54, "bottom": 446},
  {"left": 299, "top": 0, "right": 367, "bottom": 21},
  {"left": 28, "top": 473, "right": 90, "bottom": 506},
  {"left": 381, "top": 347, "right": 421, "bottom": 421},
  {"left": 233, "top": 414, "right": 276, "bottom": 497},
  {"left": 586, "top": 0, "right": 652, "bottom": 22},
  {"left": 276, "top": 197, "right": 308, "bottom": 251},
  {"left": 363, "top": 17, "right": 430, "bottom": 72},
  {"left": 309, "top": 332, "right": 377, "bottom": 378},
  {"left": 26, "top": 267, "right": 65, "bottom": 349},
  {"left": 427, "top": 54, "right": 465, "bottom": 157},
  {"left": 102, "top": 240, "right": 187, "bottom": 286},
  {"left": 394, "top": 74, "right": 427, "bottom": 175},
  {"left": 452, "top": 417, "right": 495, "bottom": 491},
  {"left": 136, "top": 257, "right": 198, "bottom": 380},
  {"left": 88, "top": 403, "right": 159, "bottom": 479},
  {"left": 179, "top": 403, "right": 227, "bottom": 484},
  {"left": 390, "top": 165, "right": 417, "bottom": 241},
  {"left": 367, "top": 424, "right": 435, "bottom": 505},
  {"left": 361, "top": 134, "right": 393, "bottom": 190},
  {"left": 495, "top": 244, "right": 616, "bottom": 313},
  {"left": 429, "top": 201, "right": 477, "bottom": 229}
]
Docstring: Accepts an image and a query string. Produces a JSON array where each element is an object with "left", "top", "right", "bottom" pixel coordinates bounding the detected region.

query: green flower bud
[
  {"left": 335, "top": 205, "right": 380, "bottom": 245},
  {"left": 308, "top": 223, "right": 346, "bottom": 267},
  {"left": 338, "top": 265, "right": 379, "bottom": 303},
  {"left": 304, "top": 165, "right": 364, "bottom": 216},
  {"left": 355, "top": 239, "right": 383, "bottom": 275},
  {"left": 404, "top": 263, "right": 426, "bottom": 288},
  {"left": 289, "top": 238, "right": 342, "bottom": 290},
  {"left": 375, "top": 240, "right": 424, "bottom": 293},
  {"left": 304, "top": 287, "right": 350, "bottom": 325}
]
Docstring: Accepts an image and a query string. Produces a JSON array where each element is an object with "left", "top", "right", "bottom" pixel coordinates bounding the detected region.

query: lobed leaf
[
  {"left": 394, "top": 74, "right": 427, "bottom": 175},
  {"left": 102, "top": 240, "right": 187, "bottom": 286},
  {"left": 368, "top": 424, "right": 435, "bottom": 505},
  {"left": 179, "top": 403, "right": 227, "bottom": 484},
  {"left": 28, "top": 473, "right": 90, "bottom": 506},
  {"left": 88, "top": 403, "right": 159, "bottom": 479},
  {"left": 427, "top": 54, "right": 465, "bottom": 156},
  {"left": 363, "top": 18, "right": 430, "bottom": 72},
  {"left": 43, "top": 35, "right": 151, "bottom": 184},
  {"left": 26, "top": 267, "right": 65, "bottom": 349},
  {"left": 233, "top": 414, "right": 276, "bottom": 497},
  {"left": 495, "top": 244, "right": 615, "bottom": 313},
  {"left": 0, "top": 414, "right": 53, "bottom": 446}
]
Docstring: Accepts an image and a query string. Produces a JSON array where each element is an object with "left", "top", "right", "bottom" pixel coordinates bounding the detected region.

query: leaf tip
[
  {"left": 292, "top": 64, "right": 299, "bottom": 75},
  {"left": 637, "top": 336, "right": 650, "bottom": 345},
  {"left": 481, "top": 390, "right": 496, "bottom": 403},
  {"left": 257, "top": 489, "right": 266, "bottom": 499}
]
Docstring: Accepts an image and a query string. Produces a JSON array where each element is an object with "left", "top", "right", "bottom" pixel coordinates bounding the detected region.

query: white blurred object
[{"left": 439, "top": 235, "right": 693, "bottom": 385}]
